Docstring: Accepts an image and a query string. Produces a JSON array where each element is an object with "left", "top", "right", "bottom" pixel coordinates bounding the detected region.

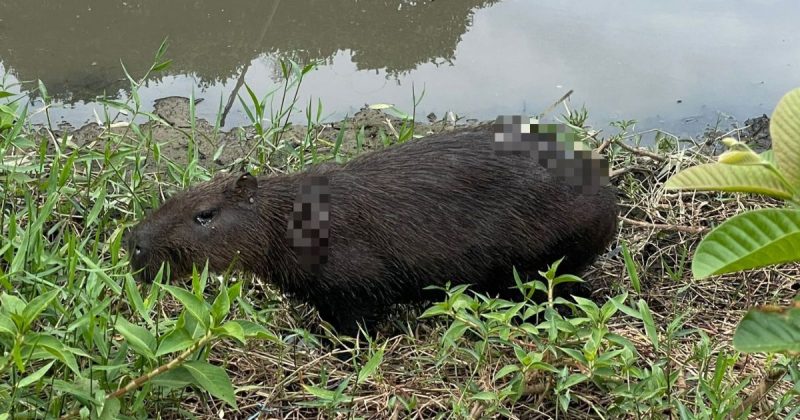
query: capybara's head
[{"left": 127, "top": 172, "right": 261, "bottom": 282}]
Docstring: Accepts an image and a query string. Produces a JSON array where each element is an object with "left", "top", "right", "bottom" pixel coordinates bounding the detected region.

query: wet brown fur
[{"left": 127, "top": 125, "right": 619, "bottom": 335}]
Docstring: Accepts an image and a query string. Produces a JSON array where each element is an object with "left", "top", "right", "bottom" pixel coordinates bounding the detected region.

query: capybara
[{"left": 127, "top": 122, "right": 618, "bottom": 335}]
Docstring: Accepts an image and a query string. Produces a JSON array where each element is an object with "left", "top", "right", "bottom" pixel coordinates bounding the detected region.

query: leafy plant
[
  {"left": 664, "top": 88, "right": 800, "bottom": 370},
  {"left": 0, "top": 39, "right": 294, "bottom": 419},
  {"left": 418, "top": 259, "right": 676, "bottom": 417}
]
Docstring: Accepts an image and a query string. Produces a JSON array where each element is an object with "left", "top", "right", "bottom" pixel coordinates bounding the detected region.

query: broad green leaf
[
  {"left": 760, "top": 149, "right": 775, "bottom": 164},
  {"left": 151, "top": 60, "right": 173, "bottom": 73},
  {"left": 227, "top": 281, "right": 243, "bottom": 302},
  {"left": 356, "top": 348, "right": 385, "bottom": 385},
  {"left": 26, "top": 334, "right": 81, "bottom": 374},
  {"left": 230, "top": 320, "right": 279, "bottom": 342},
  {"left": 155, "top": 327, "right": 195, "bottom": 357},
  {"left": 0, "top": 313, "right": 17, "bottom": 336},
  {"left": 212, "top": 321, "right": 246, "bottom": 344},
  {"left": 124, "top": 276, "right": 149, "bottom": 324},
  {"left": 494, "top": 364, "right": 520, "bottom": 381},
  {"left": 470, "top": 391, "right": 497, "bottom": 401},
  {"left": 159, "top": 283, "right": 211, "bottom": 328},
  {"left": 732, "top": 306, "right": 800, "bottom": 353},
  {"left": 17, "top": 360, "right": 55, "bottom": 388},
  {"left": 51, "top": 379, "right": 94, "bottom": 403},
  {"left": 561, "top": 373, "right": 589, "bottom": 388},
  {"left": 99, "top": 397, "right": 121, "bottom": 420},
  {"left": 150, "top": 366, "right": 195, "bottom": 390},
  {"left": 692, "top": 208, "right": 800, "bottom": 279},
  {"left": 771, "top": 87, "right": 800, "bottom": 187},
  {"left": 664, "top": 162, "right": 793, "bottom": 200},
  {"left": 0, "top": 293, "right": 26, "bottom": 314},
  {"left": 183, "top": 360, "right": 237, "bottom": 408},
  {"left": 442, "top": 320, "right": 469, "bottom": 349},
  {"left": 302, "top": 384, "right": 338, "bottom": 400},
  {"left": 552, "top": 274, "right": 583, "bottom": 287},
  {"left": 114, "top": 317, "right": 156, "bottom": 360},
  {"left": 637, "top": 299, "right": 659, "bottom": 352},
  {"left": 210, "top": 283, "right": 231, "bottom": 325}
]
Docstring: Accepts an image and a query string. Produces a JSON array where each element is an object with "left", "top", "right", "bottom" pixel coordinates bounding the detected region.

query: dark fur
[{"left": 127, "top": 125, "right": 619, "bottom": 335}]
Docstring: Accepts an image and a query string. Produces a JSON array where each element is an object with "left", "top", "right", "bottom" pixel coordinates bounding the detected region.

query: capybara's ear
[{"left": 231, "top": 172, "right": 258, "bottom": 202}]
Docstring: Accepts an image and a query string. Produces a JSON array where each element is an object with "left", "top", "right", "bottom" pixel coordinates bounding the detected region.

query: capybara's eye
[{"left": 194, "top": 209, "right": 217, "bottom": 226}]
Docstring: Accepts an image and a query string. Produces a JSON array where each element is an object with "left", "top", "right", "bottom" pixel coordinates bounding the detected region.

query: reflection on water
[{"left": 1, "top": 0, "right": 798, "bottom": 136}]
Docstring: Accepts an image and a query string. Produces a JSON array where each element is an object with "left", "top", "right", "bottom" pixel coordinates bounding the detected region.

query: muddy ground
[
  {"left": 45, "top": 96, "right": 773, "bottom": 172},
  {"left": 46, "top": 96, "right": 485, "bottom": 171}
]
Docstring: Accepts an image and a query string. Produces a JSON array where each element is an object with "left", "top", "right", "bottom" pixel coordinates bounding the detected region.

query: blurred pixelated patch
[
  {"left": 492, "top": 115, "right": 610, "bottom": 194},
  {"left": 287, "top": 175, "right": 331, "bottom": 273}
]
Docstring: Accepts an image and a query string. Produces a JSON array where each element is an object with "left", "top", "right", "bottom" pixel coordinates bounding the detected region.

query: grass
[{"left": 1, "top": 44, "right": 799, "bottom": 419}]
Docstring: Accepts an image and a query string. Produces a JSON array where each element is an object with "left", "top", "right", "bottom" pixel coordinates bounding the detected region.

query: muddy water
[{"left": 1, "top": 0, "right": 798, "bottom": 137}]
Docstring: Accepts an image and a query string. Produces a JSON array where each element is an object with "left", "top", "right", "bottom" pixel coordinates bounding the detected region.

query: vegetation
[{"left": 1, "top": 42, "right": 798, "bottom": 419}]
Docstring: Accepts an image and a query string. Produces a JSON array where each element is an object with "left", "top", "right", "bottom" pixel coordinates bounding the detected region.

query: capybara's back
[{"left": 127, "top": 124, "right": 618, "bottom": 335}]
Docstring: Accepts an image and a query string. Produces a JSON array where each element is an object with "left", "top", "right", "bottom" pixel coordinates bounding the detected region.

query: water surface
[{"left": 1, "top": 0, "right": 798, "bottom": 137}]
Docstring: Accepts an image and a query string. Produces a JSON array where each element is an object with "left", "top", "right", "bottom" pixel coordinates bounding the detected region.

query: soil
[
  {"left": 48, "top": 96, "right": 483, "bottom": 171},
  {"left": 47, "top": 96, "right": 773, "bottom": 172}
]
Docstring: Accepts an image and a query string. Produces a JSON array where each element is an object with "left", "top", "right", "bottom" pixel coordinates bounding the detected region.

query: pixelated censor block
[
  {"left": 287, "top": 175, "right": 331, "bottom": 273},
  {"left": 492, "top": 115, "right": 610, "bottom": 194}
]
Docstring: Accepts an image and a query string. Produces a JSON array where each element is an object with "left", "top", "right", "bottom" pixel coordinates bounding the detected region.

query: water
[{"left": 1, "top": 0, "right": 798, "bottom": 137}]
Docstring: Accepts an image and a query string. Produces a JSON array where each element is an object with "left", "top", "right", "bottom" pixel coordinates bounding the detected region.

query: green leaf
[
  {"left": 551, "top": 274, "right": 584, "bottom": 287},
  {"left": 732, "top": 306, "right": 800, "bottom": 353},
  {"left": 419, "top": 305, "right": 449, "bottom": 319},
  {"left": 0, "top": 313, "right": 17, "bottom": 336},
  {"left": 155, "top": 327, "right": 195, "bottom": 357},
  {"left": 114, "top": 317, "right": 156, "bottom": 360},
  {"left": 151, "top": 59, "right": 173, "bottom": 73},
  {"left": 183, "top": 360, "right": 237, "bottom": 408},
  {"left": 771, "top": 87, "right": 800, "bottom": 188},
  {"left": 302, "top": 384, "right": 338, "bottom": 400},
  {"left": 17, "top": 360, "right": 55, "bottom": 388},
  {"left": 0, "top": 293, "right": 26, "bottom": 314},
  {"left": 637, "top": 299, "right": 659, "bottom": 352},
  {"left": 99, "top": 397, "right": 121, "bottom": 420},
  {"left": 664, "top": 162, "right": 793, "bottom": 200},
  {"left": 210, "top": 283, "right": 231, "bottom": 326},
  {"left": 212, "top": 321, "right": 246, "bottom": 344},
  {"left": 442, "top": 320, "right": 469, "bottom": 348},
  {"left": 24, "top": 334, "right": 81, "bottom": 374},
  {"left": 691, "top": 208, "right": 800, "bottom": 279},
  {"left": 230, "top": 320, "right": 279, "bottom": 342},
  {"left": 150, "top": 366, "right": 195, "bottom": 390},
  {"left": 561, "top": 373, "right": 589, "bottom": 388},
  {"left": 124, "top": 276, "right": 150, "bottom": 325},
  {"left": 0, "top": 91, "right": 14, "bottom": 99},
  {"left": 494, "top": 364, "right": 520, "bottom": 381},
  {"left": 227, "top": 281, "right": 243, "bottom": 302},
  {"left": 608, "top": 297, "right": 641, "bottom": 320},
  {"left": 470, "top": 391, "right": 497, "bottom": 401},
  {"left": 760, "top": 149, "right": 775, "bottom": 164},
  {"left": 159, "top": 283, "right": 211, "bottom": 328},
  {"left": 356, "top": 348, "right": 385, "bottom": 385},
  {"left": 620, "top": 241, "right": 640, "bottom": 294}
]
